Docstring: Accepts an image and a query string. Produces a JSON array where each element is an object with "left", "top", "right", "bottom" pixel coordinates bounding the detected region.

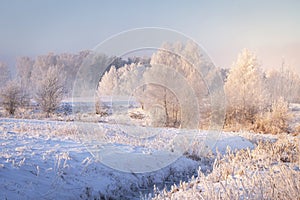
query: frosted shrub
[
  {"left": 95, "top": 100, "right": 110, "bottom": 116},
  {"left": 294, "top": 124, "right": 300, "bottom": 135},
  {"left": 153, "top": 135, "right": 299, "bottom": 200},
  {"left": 0, "top": 80, "right": 29, "bottom": 115},
  {"left": 254, "top": 97, "right": 291, "bottom": 134}
]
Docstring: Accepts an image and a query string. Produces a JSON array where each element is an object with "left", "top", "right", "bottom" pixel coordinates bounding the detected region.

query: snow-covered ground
[
  {"left": 290, "top": 103, "right": 300, "bottom": 131},
  {"left": 1, "top": 101, "right": 294, "bottom": 199},
  {"left": 0, "top": 118, "right": 259, "bottom": 199}
]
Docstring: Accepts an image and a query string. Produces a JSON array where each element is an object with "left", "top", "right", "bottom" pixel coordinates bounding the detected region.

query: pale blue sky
[{"left": 1, "top": 0, "right": 300, "bottom": 73}]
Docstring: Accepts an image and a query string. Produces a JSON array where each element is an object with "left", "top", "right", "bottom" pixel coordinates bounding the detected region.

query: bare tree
[{"left": 35, "top": 66, "right": 64, "bottom": 117}]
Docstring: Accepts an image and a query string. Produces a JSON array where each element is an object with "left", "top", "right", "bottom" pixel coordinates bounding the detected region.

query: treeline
[
  {"left": 224, "top": 49, "right": 300, "bottom": 134},
  {"left": 1, "top": 41, "right": 300, "bottom": 135},
  {"left": 97, "top": 42, "right": 300, "bottom": 134},
  {"left": 0, "top": 51, "right": 150, "bottom": 116},
  {"left": 15, "top": 51, "right": 149, "bottom": 97}
]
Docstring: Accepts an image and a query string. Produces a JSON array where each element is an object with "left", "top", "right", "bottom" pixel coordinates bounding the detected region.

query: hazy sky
[{"left": 1, "top": 0, "right": 300, "bottom": 73}]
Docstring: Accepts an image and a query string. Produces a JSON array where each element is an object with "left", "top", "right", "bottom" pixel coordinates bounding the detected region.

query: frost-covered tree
[
  {"left": 0, "top": 80, "right": 28, "bottom": 115},
  {"left": 97, "top": 63, "right": 147, "bottom": 97},
  {"left": 31, "top": 53, "right": 57, "bottom": 80},
  {"left": 96, "top": 63, "right": 147, "bottom": 115},
  {"left": 266, "top": 66, "right": 300, "bottom": 104},
  {"left": 0, "top": 62, "right": 10, "bottom": 87},
  {"left": 16, "top": 56, "right": 35, "bottom": 101},
  {"left": 34, "top": 66, "right": 64, "bottom": 117},
  {"left": 145, "top": 41, "right": 214, "bottom": 128},
  {"left": 73, "top": 53, "right": 114, "bottom": 98},
  {"left": 57, "top": 51, "right": 92, "bottom": 96},
  {"left": 224, "top": 49, "right": 268, "bottom": 126},
  {"left": 97, "top": 65, "right": 118, "bottom": 96},
  {"left": 96, "top": 41, "right": 222, "bottom": 128},
  {"left": 141, "top": 64, "right": 181, "bottom": 127},
  {"left": 31, "top": 53, "right": 60, "bottom": 91},
  {"left": 16, "top": 56, "right": 34, "bottom": 88},
  {"left": 118, "top": 63, "right": 146, "bottom": 96},
  {"left": 0, "top": 63, "right": 28, "bottom": 115}
]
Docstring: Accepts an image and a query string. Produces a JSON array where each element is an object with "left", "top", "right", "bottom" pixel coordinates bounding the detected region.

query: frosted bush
[
  {"left": 153, "top": 135, "right": 299, "bottom": 200},
  {"left": 0, "top": 80, "right": 29, "bottom": 115},
  {"left": 294, "top": 124, "right": 300, "bottom": 135},
  {"left": 254, "top": 97, "right": 292, "bottom": 134}
]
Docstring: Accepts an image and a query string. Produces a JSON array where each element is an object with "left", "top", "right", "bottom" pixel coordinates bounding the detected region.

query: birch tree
[{"left": 224, "top": 49, "right": 268, "bottom": 126}]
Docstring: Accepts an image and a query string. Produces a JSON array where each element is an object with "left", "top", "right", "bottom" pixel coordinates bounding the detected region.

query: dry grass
[
  {"left": 293, "top": 125, "right": 300, "bottom": 136},
  {"left": 152, "top": 135, "right": 300, "bottom": 200},
  {"left": 225, "top": 98, "right": 294, "bottom": 135}
]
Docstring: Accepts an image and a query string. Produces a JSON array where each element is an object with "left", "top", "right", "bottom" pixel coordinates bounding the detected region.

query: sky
[{"left": 1, "top": 0, "right": 300, "bottom": 74}]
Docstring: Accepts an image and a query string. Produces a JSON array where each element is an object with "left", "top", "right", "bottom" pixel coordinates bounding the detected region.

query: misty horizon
[{"left": 1, "top": 1, "right": 300, "bottom": 75}]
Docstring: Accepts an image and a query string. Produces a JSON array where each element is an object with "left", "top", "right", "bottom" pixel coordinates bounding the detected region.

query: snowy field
[{"left": 0, "top": 117, "right": 258, "bottom": 199}]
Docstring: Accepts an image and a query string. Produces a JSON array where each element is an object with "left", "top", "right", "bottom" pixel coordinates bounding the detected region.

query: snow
[
  {"left": 212, "top": 135, "right": 254, "bottom": 154},
  {"left": 0, "top": 118, "right": 254, "bottom": 199},
  {"left": 290, "top": 103, "right": 300, "bottom": 130}
]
